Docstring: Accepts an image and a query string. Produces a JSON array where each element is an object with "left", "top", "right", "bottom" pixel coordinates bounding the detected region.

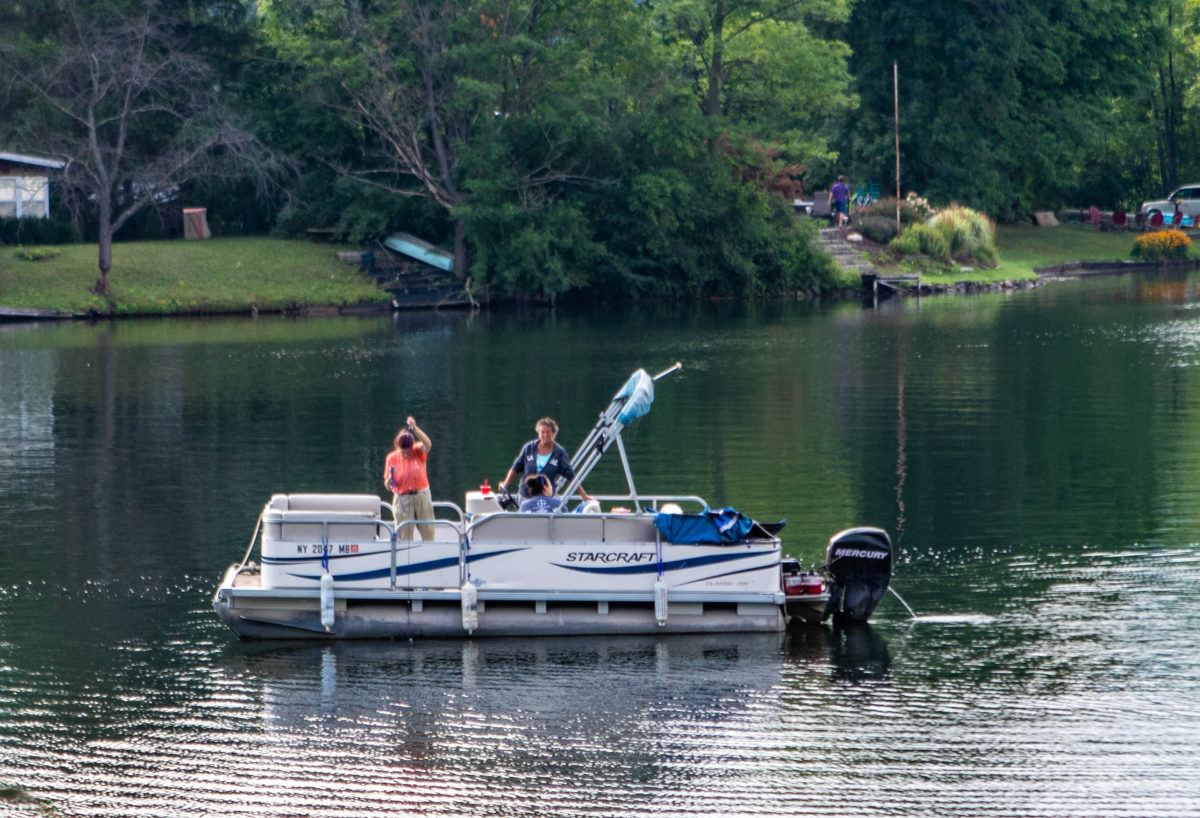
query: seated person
[{"left": 519, "top": 474, "right": 563, "bottom": 513}]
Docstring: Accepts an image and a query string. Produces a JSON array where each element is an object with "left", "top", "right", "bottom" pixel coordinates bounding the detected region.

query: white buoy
[
  {"left": 320, "top": 571, "right": 335, "bottom": 630},
  {"left": 461, "top": 581, "right": 479, "bottom": 633},
  {"left": 654, "top": 578, "right": 668, "bottom": 625}
]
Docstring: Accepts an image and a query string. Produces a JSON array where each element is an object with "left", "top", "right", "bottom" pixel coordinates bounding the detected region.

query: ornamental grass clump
[
  {"left": 1132, "top": 229, "right": 1191, "bottom": 261},
  {"left": 889, "top": 222, "right": 949, "bottom": 260},
  {"left": 887, "top": 203, "right": 996, "bottom": 267},
  {"left": 929, "top": 204, "right": 998, "bottom": 265}
]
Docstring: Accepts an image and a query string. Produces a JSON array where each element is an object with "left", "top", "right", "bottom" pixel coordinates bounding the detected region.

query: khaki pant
[{"left": 393, "top": 488, "right": 435, "bottom": 541}]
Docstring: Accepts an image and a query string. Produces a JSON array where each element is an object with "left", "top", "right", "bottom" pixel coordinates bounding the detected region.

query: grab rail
[
  {"left": 388, "top": 500, "right": 467, "bottom": 588},
  {"left": 390, "top": 519, "right": 469, "bottom": 588}
]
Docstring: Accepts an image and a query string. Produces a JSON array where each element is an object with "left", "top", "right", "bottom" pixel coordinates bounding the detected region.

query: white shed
[{"left": 0, "top": 151, "right": 65, "bottom": 218}]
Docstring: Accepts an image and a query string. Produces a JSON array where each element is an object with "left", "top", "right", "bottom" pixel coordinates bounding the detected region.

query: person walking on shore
[{"left": 830, "top": 174, "right": 851, "bottom": 227}]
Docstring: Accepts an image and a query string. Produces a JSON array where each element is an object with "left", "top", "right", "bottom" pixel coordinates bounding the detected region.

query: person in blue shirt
[
  {"left": 500, "top": 416, "right": 594, "bottom": 501},
  {"left": 519, "top": 474, "right": 563, "bottom": 512}
]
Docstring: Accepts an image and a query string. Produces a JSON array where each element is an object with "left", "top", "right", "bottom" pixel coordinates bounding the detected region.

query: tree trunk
[
  {"left": 453, "top": 218, "right": 468, "bottom": 280},
  {"left": 705, "top": 0, "right": 725, "bottom": 120},
  {"left": 1150, "top": 87, "right": 1167, "bottom": 197},
  {"left": 93, "top": 193, "right": 113, "bottom": 296}
]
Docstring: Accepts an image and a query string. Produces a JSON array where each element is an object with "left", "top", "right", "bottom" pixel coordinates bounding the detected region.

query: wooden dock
[
  {"left": 862, "top": 272, "right": 920, "bottom": 299},
  {"left": 0, "top": 306, "right": 78, "bottom": 322}
]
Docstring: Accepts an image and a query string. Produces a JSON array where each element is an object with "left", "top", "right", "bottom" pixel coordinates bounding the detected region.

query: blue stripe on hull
[
  {"left": 285, "top": 548, "right": 525, "bottom": 582},
  {"left": 553, "top": 549, "right": 775, "bottom": 575},
  {"left": 674, "top": 561, "right": 779, "bottom": 586}
]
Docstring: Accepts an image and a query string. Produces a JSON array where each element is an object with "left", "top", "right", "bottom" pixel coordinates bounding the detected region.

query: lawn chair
[
  {"left": 1086, "top": 206, "right": 1102, "bottom": 227},
  {"left": 867, "top": 181, "right": 881, "bottom": 201},
  {"left": 1150, "top": 211, "right": 1164, "bottom": 228},
  {"left": 1112, "top": 209, "right": 1127, "bottom": 229},
  {"left": 810, "top": 191, "right": 833, "bottom": 225}
]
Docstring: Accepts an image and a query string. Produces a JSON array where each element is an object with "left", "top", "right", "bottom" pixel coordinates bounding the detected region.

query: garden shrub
[
  {"left": 12, "top": 245, "right": 60, "bottom": 261},
  {"left": 902, "top": 192, "right": 936, "bottom": 220},
  {"left": 0, "top": 216, "right": 73, "bottom": 245},
  {"left": 890, "top": 222, "right": 949, "bottom": 260},
  {"left": 854, "top": 214, "right": 900, "bottom": 243},
  {"left": 928, "top": 204, "right": 997, "bottom": 265},
  {"left": 1132, "top": 229, "right": 1191, "bottom": 261},
  {"left": 915, "top": 223, "right": 950, "bottom": 259},
  {"left": 857, "top": 197, "right": 926, "bottom": 225},
  {"left": 888, "top": 229, "right": 921, "bottom": 256}
]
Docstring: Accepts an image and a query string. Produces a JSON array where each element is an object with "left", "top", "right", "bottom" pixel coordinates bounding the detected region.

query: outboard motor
[{"left": 823, "top": 527, "right": 892, "bottom": 624}]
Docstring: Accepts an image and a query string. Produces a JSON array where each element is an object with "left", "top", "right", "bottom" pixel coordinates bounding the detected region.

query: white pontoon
[{"left": 212, "top": 365, "right": 891, "bottom": 639}]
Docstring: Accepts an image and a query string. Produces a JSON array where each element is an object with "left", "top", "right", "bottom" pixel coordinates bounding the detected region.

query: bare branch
[{"left": 2, "top": 0, "right": 288, "bottom": 295}]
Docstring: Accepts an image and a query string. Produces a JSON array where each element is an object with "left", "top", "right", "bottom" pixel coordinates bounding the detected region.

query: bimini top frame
[{"left": 558, "top": 363, "right": 681, "bottom": 509}]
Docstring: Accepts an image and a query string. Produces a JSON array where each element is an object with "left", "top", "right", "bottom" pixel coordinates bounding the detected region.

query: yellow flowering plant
[{"left": 1132, "top": 229, "right": 1192, "bottom": 261}]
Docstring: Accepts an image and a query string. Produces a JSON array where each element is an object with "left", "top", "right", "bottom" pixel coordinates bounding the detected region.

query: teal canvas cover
[
  {"left": 653, "top": 508, "right": 755, "bottom": 544},
  {"left": 616, "top": 369, "right": 654, "bottom": 424}
]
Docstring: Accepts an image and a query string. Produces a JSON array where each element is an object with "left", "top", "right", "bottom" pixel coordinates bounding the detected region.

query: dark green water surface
[{"left": 2, "top": 275, "right": 1199, "bottom": 816}]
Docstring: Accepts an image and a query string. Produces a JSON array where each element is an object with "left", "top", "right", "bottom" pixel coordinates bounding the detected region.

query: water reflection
[
  {"left": 201, "top": 634, "right": 801, "bottom": 816},
  {"left": 829, "top": 624, "right": 892, "bottom": 683},
  {"left": 6, "top": 277, "right": 1200, "bottom": 815},
  {"left": 785, "top": 623, "right": 892, "bottom": 683}
]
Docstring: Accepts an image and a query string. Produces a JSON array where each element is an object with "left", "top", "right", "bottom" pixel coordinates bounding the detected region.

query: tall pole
[{"left": 894, "top": 60, "right": 901, "bottom": 235}]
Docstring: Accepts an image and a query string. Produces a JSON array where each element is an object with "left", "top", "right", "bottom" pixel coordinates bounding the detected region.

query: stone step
[{"left": 815, "top": 230, "right": 875, "bottom": 275}]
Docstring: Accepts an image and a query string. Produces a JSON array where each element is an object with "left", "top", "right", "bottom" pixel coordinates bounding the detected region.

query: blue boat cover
[
  {"left": 616, "top": 369, "right": 655, "bottom": 424},
  {"left": 653, "top": 508, "right": 755, "bottom": 544}
]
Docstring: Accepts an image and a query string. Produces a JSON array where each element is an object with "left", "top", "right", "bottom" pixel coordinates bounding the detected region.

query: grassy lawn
[
  {"left": 2, "top": 225, "right": 1191, "bottom": 315},
  {"left": 0, "top": 237, "right": 389, "bottom": 315},
  {"left": 911, "top": 224, "right": 1199, "bottom": 286},
  {"left": 993, "top": 224, "right": 1198, "bottom": 270}
]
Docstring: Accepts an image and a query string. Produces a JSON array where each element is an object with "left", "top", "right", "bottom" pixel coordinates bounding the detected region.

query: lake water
[{"left": 2, "top": 276, "right": 1200, "bottom": 817}]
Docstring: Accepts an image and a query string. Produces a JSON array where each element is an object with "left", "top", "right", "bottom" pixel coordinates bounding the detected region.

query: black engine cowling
[{"left": 823, "top": 527, "right": 892, "bottom": 624}]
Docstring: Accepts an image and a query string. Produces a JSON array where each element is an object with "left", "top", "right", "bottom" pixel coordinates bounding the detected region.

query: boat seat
[
  {"left": 270, "top": 493, "right": 382, "bottom": 516},
  {"left": 264, "top": 493, "right": 386, "bottom": 541},
  {"left": 468, "top": 511, "right": 657, "bottom": 546}
]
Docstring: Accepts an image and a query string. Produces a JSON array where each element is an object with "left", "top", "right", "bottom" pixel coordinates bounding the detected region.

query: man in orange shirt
[{"left": 383, "top": 416, "right": 434, "bottom": 540}]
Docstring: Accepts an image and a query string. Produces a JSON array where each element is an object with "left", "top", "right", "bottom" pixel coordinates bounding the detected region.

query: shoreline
[
  {"left": 0, "top": 265, "right": 1153, "bottom": 321},
  {"left": 5, "top": 235, "right": 1193, "bottom": 321},
  {"left": 859, "top": 257, "right": 1200, "bottom": 300}
]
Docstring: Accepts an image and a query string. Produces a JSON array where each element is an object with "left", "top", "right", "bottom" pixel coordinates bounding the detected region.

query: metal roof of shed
[{"left": 0, "top": 152, "right": 66, "bottom": 169}]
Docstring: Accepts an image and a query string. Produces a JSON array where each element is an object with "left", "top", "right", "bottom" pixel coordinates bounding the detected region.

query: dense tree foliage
[
  {"left": 0, "top": 0, "right": 283, "bottom": 295},
  {"left": 7, "top": 0, "right": 1200, "bottom": 300},
  {"left": 255, "top": 0, "right": 834, "bottom": 300},
  {"left": 842, "top": 0, "right": 1162, "bottom": 219}
]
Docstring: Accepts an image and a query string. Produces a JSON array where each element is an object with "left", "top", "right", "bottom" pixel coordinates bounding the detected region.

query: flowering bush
[
  {"left": 852, "top": 193, "right": 932, "bottom": 243},
  {"left": 904, "top": 192, "right": 935, "bottom": 220},
  {"left": 1132, "top": 229, "right": 1191, "bottom": 261}
]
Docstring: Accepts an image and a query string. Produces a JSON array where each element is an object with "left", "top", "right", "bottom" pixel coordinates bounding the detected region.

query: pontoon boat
[{"left": 212, "top": 365, "right": 892, "bottom": 639}]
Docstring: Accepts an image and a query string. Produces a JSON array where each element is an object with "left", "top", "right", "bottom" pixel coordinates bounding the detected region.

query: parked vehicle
[{"left": 1140, "top": 184, "right": 1200, "bottom": 222}]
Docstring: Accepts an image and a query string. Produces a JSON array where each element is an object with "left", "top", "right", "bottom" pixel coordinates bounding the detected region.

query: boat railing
[
  {"left": 463, "top": 493, "right": 713, "bottom": 551},
  {"left": 382, "top": 499, "right": 465, "bottom": 530},
  {"left": 390, "top": 501, "right": 469, "bottom": 587},
  {"left": 545, "top": 493, "right": 709, "bottom": 514},
  {"left": 238, "top": 496, "right": 467, "bottom": 574},
  {"left": 233, "top": 503, "right": 388, "bottom": 578},
  {"left": 607, "top": 494, "right": 709, "bottom": 513}
]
